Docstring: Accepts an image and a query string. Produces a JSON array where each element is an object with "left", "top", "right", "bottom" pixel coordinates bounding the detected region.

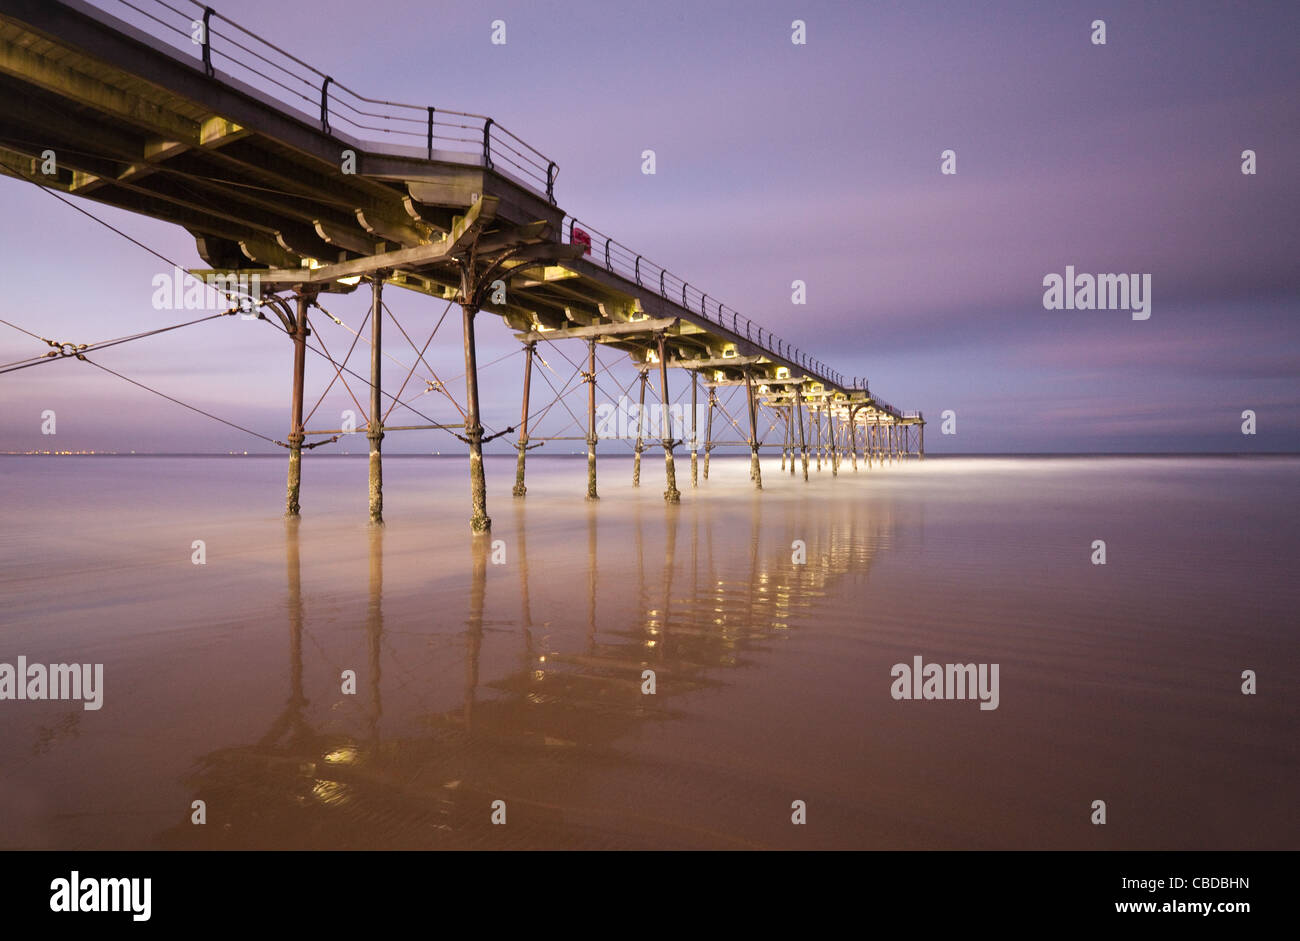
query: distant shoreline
[{"left": 3, "top": 452, "right": 1297, "bottom": 459}]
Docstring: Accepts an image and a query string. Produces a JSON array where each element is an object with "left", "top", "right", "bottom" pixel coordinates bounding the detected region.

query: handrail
[
  {"left": 559, "top": 212, "right": 876, "bottom": 392},
  {"left": 88, "top": 0, "right": 560, "bottom": 201},
  {"left": 79, "top": 0, "right": 895, "bottom": 399}
]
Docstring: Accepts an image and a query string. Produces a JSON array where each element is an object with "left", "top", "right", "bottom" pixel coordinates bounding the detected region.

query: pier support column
[
  {"left": 367, "top": 275, "right": 385, "bottom": 524},
  {"left": 703, "top": 387, "right": 715, "bottom": 480},
  {"left": 585, "top": 337, "right": 598, "bottom": 501},
  {"left": 814, "top": 405, "right": 823, "bottom": 471},
  {"left": 458, "top": 271, "right": 490, "bottom": 535},
  {"left": 513, "top": 341, "right": 535, "bottom": 497},
  {"left": 781, "top": 404, "right": 790, "bottom": 471},
  {"left": 656, "top": 334, "right": 680, "bottom": 503},
  {"left": 633, "top": 369, "right": 647, "bottom": 486},
  {"left": 285, "top": 291, "right": 310, "bottom": 517},
  {"left": 919, "top": 420, "right": 925, "bottom": 460},
  {"left": 690, "top": 370, "right": 699, "bottom": 487},
  {"left": 830, "top": 411, "right": 839, "bottom": 477},
  {"left": 849, "top": 408, "right": 859, "bottom": 471},
  {"left": 744, "top": 367, "right": 762, "bottom": 490},
  {"left": 794, "top": 383, "right": 809, "bottom": 481}
]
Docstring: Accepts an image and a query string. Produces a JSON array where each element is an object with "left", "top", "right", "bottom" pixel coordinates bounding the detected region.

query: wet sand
[{"left": 0, "top": 454, "right": 1296, "bottom": 849}]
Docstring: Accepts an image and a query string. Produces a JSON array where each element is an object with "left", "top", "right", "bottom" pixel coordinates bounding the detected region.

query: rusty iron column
[
  {"left": 285, "top": 292, "right": 310, "bottom": 516},
  {"left": 632, "top": 368, "right": 647, "bottom": 487},
  {"left": 781, "top": 403, "right": 790, "bottom": 471},
  {"left": 920, "top": 419, "right": 926, "bottom": 460},
  {"left": 849, "top": 407, "right": 859, "bottom": 471},
  {"left": 513, "top": 341, "right": 535, "bottom": 497},
  {"left": 459, "top": 267, "right": 490, "bottom": 534},
  {"left": 744, "top": 367, "right": 762, "bottom": 490},
  {"left": 656, "top": 334, "right": 680, "bottom": 503},
  {"left": 703, "top": 386, "right": 716, "bottom": 480},
  {"left": 830, "top": 410, "right": 839, "bottom": 477},
  {"left": 794, "top": 382, "right": 809, "bottom": 481},
  {"left": 367, "top": 275, "right": 385, "bottom": 524},
  {"left": 814, "top": 403, "right": 823, "bottom": 471},
  {"left": 586, "top": 337, "right": 598, "bottom": 501},
  {"left": 690, "top": 370, "right": 699, "bottom": 487}
]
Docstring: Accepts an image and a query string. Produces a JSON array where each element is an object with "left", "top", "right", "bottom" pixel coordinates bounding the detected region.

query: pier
[{"left": 0, "top": 0, "right": 924, "bottom": 530}]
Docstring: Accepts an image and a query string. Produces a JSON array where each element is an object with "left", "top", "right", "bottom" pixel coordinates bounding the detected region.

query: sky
[{"left": 1, "top": 0, "right": 1296, "bottom": 453}]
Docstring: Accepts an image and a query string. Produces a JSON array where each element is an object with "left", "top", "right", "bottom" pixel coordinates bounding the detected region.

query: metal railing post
[
  {"left": 319, "top": 76, "right": 333, "bottom": 134},
  {"left": 201, "top": 7, "right": 214, "bottom": 77}
]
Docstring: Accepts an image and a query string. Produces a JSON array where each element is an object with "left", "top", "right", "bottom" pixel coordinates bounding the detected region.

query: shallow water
[{"left": 0, "top": 454, "right": 1296, "bottom": 849}]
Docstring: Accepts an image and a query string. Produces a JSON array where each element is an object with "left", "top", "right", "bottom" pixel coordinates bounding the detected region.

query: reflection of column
[
  {"left": 259, "top": 519, "right": 308, "bottom": 749},
  {"left": 587, "top": 507, "right": 598, "bottom": 653},
  {"left": 286, "top": 519, "right": 305, "bottom": 714},
  {"left": 635, "top": 500, "right": 647, "bottom": 623},
  {"left": 465, "top": 538, "right": 487, "bottom": 729},
  {"left": 367, "top": 522, "right": 383, "bottom": 739},
  {"left": 514, "top": 502, "right": 533, "bottom": 657},
  {"left": 661, "top": 499, "right": 678, "bottom": 655}
]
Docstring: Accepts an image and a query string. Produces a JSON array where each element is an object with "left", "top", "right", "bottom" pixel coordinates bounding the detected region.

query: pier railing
[
  {"left": 87, "top": 0, "right": 558, "bottom": 199},
  {"left": 80, "top": 0, "right": 889, "bottom": 404},
  {"left": 562, "top": 214, "right": 857, "bottom": 390}
]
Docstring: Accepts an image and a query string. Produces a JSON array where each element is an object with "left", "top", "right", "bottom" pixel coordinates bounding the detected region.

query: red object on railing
[{"left": 572, "top": 227, "right": 592, "bottom": 255}]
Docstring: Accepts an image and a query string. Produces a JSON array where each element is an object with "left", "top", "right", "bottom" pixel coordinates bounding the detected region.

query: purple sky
[{"left": 2, "top": 0, "right": 1296, "bottom": 453}]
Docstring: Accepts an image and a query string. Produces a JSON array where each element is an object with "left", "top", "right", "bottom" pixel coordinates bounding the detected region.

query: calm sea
[{"left": 0, "top": 454, "right": 1296, "bottom": 849}]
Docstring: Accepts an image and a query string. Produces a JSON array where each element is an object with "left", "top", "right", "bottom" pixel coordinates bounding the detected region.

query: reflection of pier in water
[{"left": 161, "top": 498, "right": 901, "bottom": 849}]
